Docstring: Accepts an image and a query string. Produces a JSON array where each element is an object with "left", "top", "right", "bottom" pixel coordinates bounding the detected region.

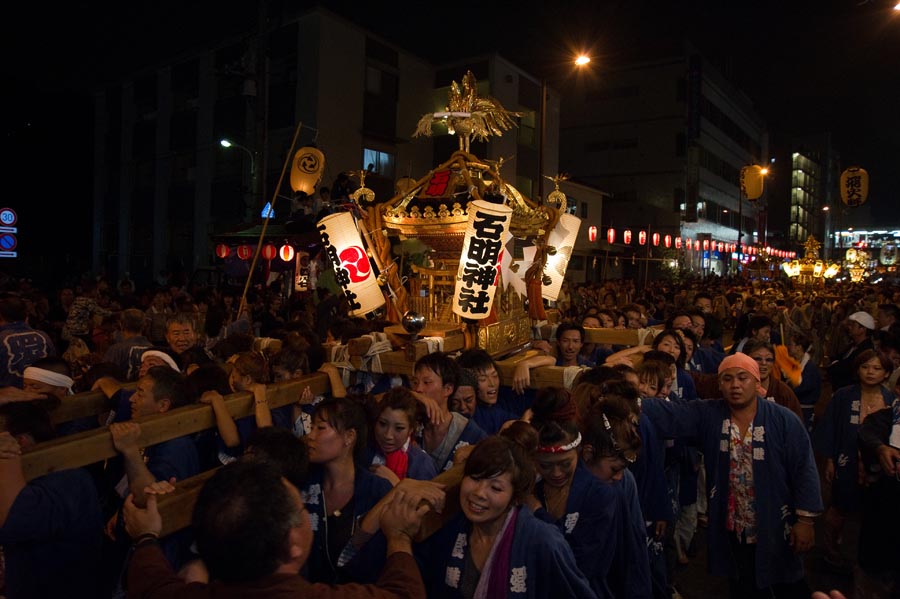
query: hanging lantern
[
  {"left": 685, "top": 237, "right": 691, "bottom": 249},
  {"left": 638, "top": 230, "right": 647, "bottom": 246},
  {"left": 607, "top": 228, "right": 616, "bottom": 244},
  {"left": 588, "top": 225, "right": 597, "bottom": 242},
  {"left": 717, "top": 242, "right": 724, "bottom": 253},
  {"left": 280, "top": 244, "right": 295, "bottom": 262},
  {"left": 236, "top": 245, "right": 252, "bottom": 260},
  {"left": 262, "top": 244, "right": 277, "bottom": 261},
  {"left": 290, "top": 147, "right": 326, "bottom": 194},
  {"left": 215, "top": 244, "right": 230, "bottom": 259},
  {"left": 693, "top": 240, "right": 700, "bottom": 251},
  {"left": 652, "top": 232, "right": 660, "bottom": 246},
  {"left": 452, "top": 200, "right": 513, "bottom": 319},
  {"left": 702, "top": 239, "right": 709, "bottom": 251},
  {"left": 740, "top": 165, "right": 766, "bottom": 200},
  {"left": 542, "top": 213, "right": 582, "bottom": 301},
  {"left": 674, "top": 236, "right": 682, "bottom": 249},
  {"left": 317, "top": 211, "right": 385, "bottom": 316},
  {"left": 840, "top": 166, "right": 869, "bottom": 207},
  {"left": 664, "top": 234, "right": 672, "bottom": 248},
  {"left": 623, "top": 230, "right": 632, "bottom": 244},
  {"left": 294, "top": 251, "right": 310, "bottom": 291}
]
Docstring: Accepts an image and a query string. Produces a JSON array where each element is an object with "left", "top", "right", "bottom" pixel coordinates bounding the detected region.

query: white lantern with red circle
[
  {"left": 588, "top": 225, "right": 597, "bottom": 242},
  {"left": 215, "top": 244, "right": 230, "bottom": 259},
  {"left": 452, "top": 200, "right": 513, "bottom": 319},
  {"left": 280, "top": 244, "right": 295, "bottom": 262},
  {"left": 607, "top": 228, "right": 616, "bottom": 244},
  {"left": 317, "top": 212, "right": 385, "bottom": 316},
  {"left": 236, "top": 245, "right": 252, "bottom": 260}
]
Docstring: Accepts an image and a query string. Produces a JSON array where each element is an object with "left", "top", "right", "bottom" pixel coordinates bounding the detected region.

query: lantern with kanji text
[
  {"left": 623, "top": 230, "right": 632, "bottom": 244},
  {"left": 236, "top": 245, "right": 253, "bottom": 260},
  {"left": 638, "top": 231, "right": 647, "bottom": 245},
  {"left": 588, "top": 225, "right": 597, "bottom": 242},
  {"left": 215, "top": 244, "right": 230, "bottom": 259},
  {"left": 607, "top": 228, "right": 616, "bottom": 244},
  {"left": 317, "top": 211, "right": 385, "bottom": 316},
  {"left": 840, "top": 166, "right": 869, "bottom": 207},
  {"left": 652, "top": 232, "right": 660, "bottom": 246}
]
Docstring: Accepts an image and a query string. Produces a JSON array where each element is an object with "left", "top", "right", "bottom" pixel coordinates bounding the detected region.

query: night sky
[{"left": 5, "top": 0, "right": 898, "bottom": 282}]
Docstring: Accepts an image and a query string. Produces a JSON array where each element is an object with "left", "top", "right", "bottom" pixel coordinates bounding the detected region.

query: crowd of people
[{"left": 1, "top": 271, "right": 899, "bottom": 599}]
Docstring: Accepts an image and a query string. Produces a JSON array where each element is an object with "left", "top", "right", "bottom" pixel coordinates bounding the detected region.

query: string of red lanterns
[
  {"left": 591, "top": 227, "right": 795, "bottom": 258},
  {"left": 214, "top": 243, "right": 300, "bottom": 262}
]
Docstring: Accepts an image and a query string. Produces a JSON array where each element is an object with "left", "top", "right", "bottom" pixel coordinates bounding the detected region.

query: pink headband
[{"left": 718, "top": 353, "right": 766, "bottom": 397}]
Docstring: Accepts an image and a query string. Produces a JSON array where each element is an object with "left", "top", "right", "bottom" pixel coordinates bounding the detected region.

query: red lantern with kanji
[
  {"left": 717, "top": 242, "right": 724, "bottom": 253},
  {"left": 236, "top": 245, "right": 252, "bottom": 260},
  {"left": 623, "top": 230, "right": 632, "bottom": 244},
  {"left": 702, "top": 239, "right": 709, "bottom": 251},
  {"left": 280, "top": 244, "right": 295, "bottom": 262},
  {"left": 607, "top": 228, "right": 616, "bottom": 244},
  {"left": 262, "top": 244, "right": 277, "bottom": 261},
  {"left": 215, "top": 244, "right": 230, "bottom": 259},
  {"left": 694, "top": 240, "right": 700, "bottom": 251},
  {"left": 638, "top": 230, "right": 647, "bottom": 245},
  {"left": 664, "top": 235, "right": 672, "bottom": 248},
  {"left": 588, "top": 225, "right": 597, "bottom": 242},
  {"left": 685, "top": 237, "right": 691, "bottom": 249},
  {"left": 652, "top": 232, "right": 660, "bottom": 246}
]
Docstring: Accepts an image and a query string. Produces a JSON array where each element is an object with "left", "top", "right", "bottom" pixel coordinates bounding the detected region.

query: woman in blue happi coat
[
  {"left": 301, "top": 396, "right": 392, "bottom": 584},
  {"left": 419, "top": 433, "right": 597, "bottom": 599},
  {"left": 529, "top": 386, "right": 648, "bottom": 599},
  {"left": 814, "top": 349, "right": 894, "bottom": 566},
  {"left": 364, "top": 387, "right": 437, "bottom": 485},
  {"left": 640, "top": 353, "right": 823, "bottom": 596}
]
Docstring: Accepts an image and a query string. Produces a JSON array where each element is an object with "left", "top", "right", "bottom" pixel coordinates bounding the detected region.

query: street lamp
[
  {"left": 220, "top": 138, "right": 259, "bottom": 221},
  {"left": 736, "top": 165, "right": 768, "bottom": 274},
  {"left": 538, "top": 54, "right": 592, "bottom": 202}
]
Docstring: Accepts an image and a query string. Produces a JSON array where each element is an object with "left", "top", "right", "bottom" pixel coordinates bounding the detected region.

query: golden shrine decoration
[{"left": 782, "top": 235, "right": 839, "bottom": 285}]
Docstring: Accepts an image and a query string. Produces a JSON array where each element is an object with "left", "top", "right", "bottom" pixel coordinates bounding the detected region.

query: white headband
[
  {"left": 23, "top": 367, "right": 74, "bottom": 393},
  {"left": 141, "top": 350, "right": 181, "bottom": 372}
]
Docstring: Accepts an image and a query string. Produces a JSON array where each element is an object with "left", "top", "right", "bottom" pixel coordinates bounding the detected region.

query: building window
[{"left": 363, "top": 148, "right": 395, "bottom": 179}]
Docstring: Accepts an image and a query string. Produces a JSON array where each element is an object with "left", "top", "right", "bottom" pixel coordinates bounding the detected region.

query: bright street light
[
  {"left": 575, "top": 55, "right": 591, "bottom": 66},
  {"left": 219, "top": 138, "right": 258, "bottom": 221},
  {"left": 760, "top": 167, "right": 769, "bottom": 176}
]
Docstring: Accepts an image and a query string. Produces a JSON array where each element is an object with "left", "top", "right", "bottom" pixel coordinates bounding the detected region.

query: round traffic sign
[
  {"left": 0, "top": 208, "right": 16, "bottom": 226},
  {"left": 0, "top": 233, "right": 17, "bottom": 251}
]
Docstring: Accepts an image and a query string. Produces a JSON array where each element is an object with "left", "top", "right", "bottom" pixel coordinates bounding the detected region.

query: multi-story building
[
  {"left": 89, "top": 6, "right": 587, "bottom": 286},
  {"left": 559, "top": 40, "right": 769, "bottom": 277}
]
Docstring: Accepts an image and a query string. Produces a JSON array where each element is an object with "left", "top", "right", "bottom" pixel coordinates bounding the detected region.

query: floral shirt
[{"left": 726, "top": 422, "right": 757, "bottom": 543}]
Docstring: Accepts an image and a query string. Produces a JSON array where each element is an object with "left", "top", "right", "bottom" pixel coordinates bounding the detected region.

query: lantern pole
[
  {"left": 736, "top": 185, "right": 743, "bottom": 276},
  {"left": 237, "top": 121, "right": 304, "bottom": 319}
]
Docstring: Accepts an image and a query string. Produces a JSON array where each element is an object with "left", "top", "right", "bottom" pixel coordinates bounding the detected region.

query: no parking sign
[{"left": 0, "top": 207, "right": 17, "bottom": 258}]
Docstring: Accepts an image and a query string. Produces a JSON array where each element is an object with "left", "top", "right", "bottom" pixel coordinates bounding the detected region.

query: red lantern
[
  {"left": 607, "top": 228, "right": 616, "bottom": 244},
  {"left": 280, "top": 244, "right": 295, "bottom": 262},
  {"left": 685, "top": 237, "right": 691, "bottom": 249},
  {"left": 675, "top": 236, "right": 682, "bottom": 249},
  {"left": 236, "top": 245, "right": 252, "bottom": 260},
  {"left": 717, "top": 242, "right": 724, "bottom": 253},
  {"left": 652, "top": 232, "right": 660, "bottom": 246},
  {"left": 623, "top": 230, "right": 632, "bottom": 244},
  {"left": 588, "top": 225, "right": 597, "bottom": 242},
  {"left": 694, "top": 240, "right": 700, "bottom": 251},
  {"left": 638, "top": 230, "right": 647, "bottom": 245},
  {"left": 702, "top": 239, "right": 709, "bottom": 251},
  {"left": 664, "top": 235, "right": 672, "bottom": 248},
  {"left": 262, "top": 244, "right": 277, "bottom": 261},
  {"left": 215, "top": 244, "right": 230, "bottom": 259}
]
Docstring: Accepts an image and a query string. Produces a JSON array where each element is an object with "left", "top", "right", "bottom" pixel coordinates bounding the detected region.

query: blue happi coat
[
  {"left": 420, "top": 506, "right": 598, "bottom": 599},
  {"left": 641, "top": 396, "right": 823, "bottom": 589},
  {"left": 300, "top": 464, "right": 392, "bottom": 583},
  {"left": 814, "top": 384, "right": 893, "bottom": 511},
  {"left": 534, "top": 461, "right": 624, "bottom": 598}
]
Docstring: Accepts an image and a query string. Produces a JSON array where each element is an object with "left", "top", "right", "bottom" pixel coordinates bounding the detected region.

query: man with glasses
[{"left": 742, "top": 341, "right": 803, "bottom": 421}]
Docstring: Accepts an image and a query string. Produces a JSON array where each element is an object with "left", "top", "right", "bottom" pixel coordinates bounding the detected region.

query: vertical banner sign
[
  {"left": 294, "top": 251, "right": 311, "bottom": 291},
  {"left": 543, "top": 213, "right": 582, "bottom": 301},
  {"left": 452, "top": 200, "right": 512, "bottom": 319},
  {"left": 840, "top": 167, "right": 869, "bottom": 207},
  {"left": 317, "top": 212, "right": 385, "bottom": 316}
]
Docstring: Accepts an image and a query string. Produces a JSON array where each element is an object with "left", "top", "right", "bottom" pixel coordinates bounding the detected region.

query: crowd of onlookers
[{"left": 0, "top": 271, "right": 898, "bottom": 599}]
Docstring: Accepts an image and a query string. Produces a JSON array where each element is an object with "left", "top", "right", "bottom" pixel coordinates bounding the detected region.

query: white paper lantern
[
  {"left": 543, "top": 213, "right": 582, "bottom": 301},
  {"left": 317, "top": 212, "right": 385, "bottom": 316},
  {"left": 452, "top": 200, "right": 513, "bottom": 320}
]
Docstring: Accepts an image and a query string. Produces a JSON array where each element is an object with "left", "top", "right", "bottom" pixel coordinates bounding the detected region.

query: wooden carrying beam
[
  {"left": 50, "top": 383, "right": 136, "bottom": 425},
  {"left": 20, "top": 374, "right": 330, "bottom": 482}
]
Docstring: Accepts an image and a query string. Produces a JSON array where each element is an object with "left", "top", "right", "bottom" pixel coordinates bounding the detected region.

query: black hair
[
  {"left": 313, "top": 396, "right": 369, "bottom": 464},
  {"left": 244, "top": 427, "right": 310, "bottom": 490},
  {"left": 186, "top": 363, "right": 232, "bottom": 396},
  {"left": 530, "top": 387, "right": 579, "bottom": 447},
  {"left": 853, "top": 349, "right": 893, "bottom": 379},
  {"left": 192, "top": 461, "right": 301, "bottom": 583},
  {"left": 456, "top": 348, "right": 499, "bottom": 375},
  {"left": 145, "top": 366, "right": 192, "bottom": 409},
  {"left": 747, "top": 315, "right": 773, "bottom": 334},
  {"left": 464, "top": 435, "right": 535, "bottom": 504},
  {"left": 0, "top": 402, "right": 56, "bottom": 442},
  {"left": 651, "top": 329, "right": 686, "bottom": 370},
  {"left": 555, "top": 322, "right": 585, "bottom": 342},
  {"left": 0, "top": 294, "right": 27, "bottom": 322}
]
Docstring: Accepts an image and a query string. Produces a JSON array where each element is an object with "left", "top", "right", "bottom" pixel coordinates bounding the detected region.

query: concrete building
[
  {"left": 559, "top": 41, "right": 769, "bottom": 278},
  {"left": 89, "top": 6, "right": 580, "bottom": 286}
]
